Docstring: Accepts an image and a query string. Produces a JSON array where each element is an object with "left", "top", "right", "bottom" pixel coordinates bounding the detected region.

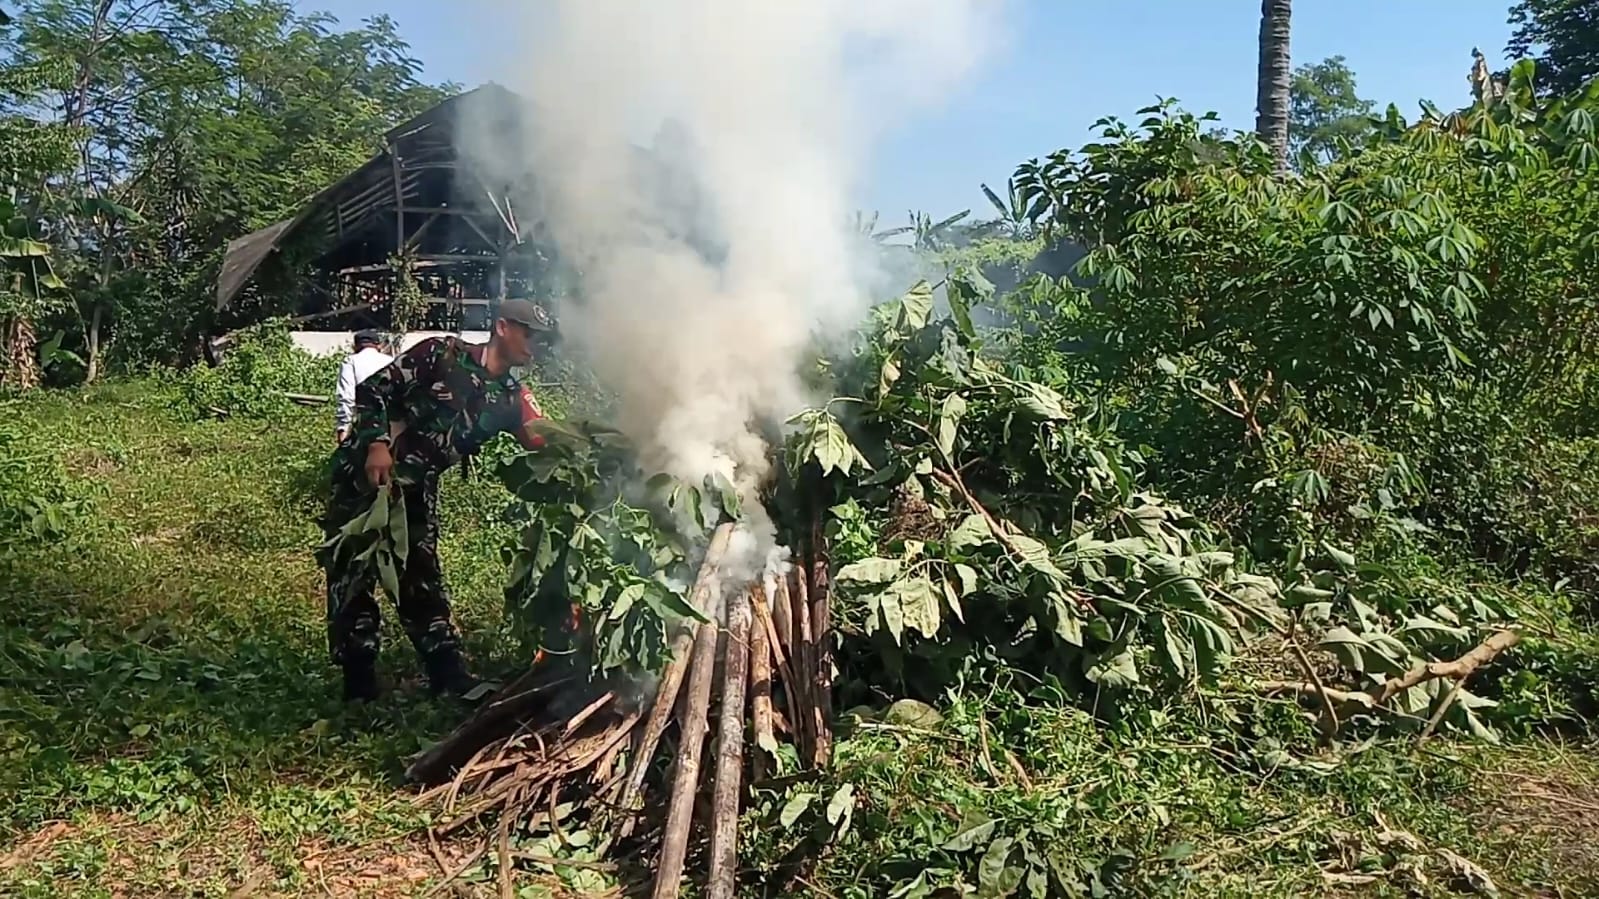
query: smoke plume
[{"left": 470, "top": 0, "right": 1002, "bottom": 558}]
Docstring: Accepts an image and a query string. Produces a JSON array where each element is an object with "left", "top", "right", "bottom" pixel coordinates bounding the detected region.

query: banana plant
[{"left": 0, "top": 189, "right": 66, "bottom": 391}]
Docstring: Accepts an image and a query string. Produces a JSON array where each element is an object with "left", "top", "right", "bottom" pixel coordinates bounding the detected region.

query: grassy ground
[{"left": 1, "top": 383, "right": 1596, "bottom": 897}]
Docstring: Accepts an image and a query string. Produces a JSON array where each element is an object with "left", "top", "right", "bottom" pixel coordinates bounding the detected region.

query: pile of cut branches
[{"left": 403, "top": 418, "right": 842, "bottom": 897}]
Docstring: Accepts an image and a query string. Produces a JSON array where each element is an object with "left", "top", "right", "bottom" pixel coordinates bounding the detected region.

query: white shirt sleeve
[{"left": 335, "top": 357, "right": 358, "bottom": 432}]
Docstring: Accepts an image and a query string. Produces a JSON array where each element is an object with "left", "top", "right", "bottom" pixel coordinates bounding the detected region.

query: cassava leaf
[
  {"left": 942, "top": 812, "right": 997, "bottom": 852},
  {"left": 937, "top": 392, "right": 968, "bottom": 459},
  {"left": 836, "top": 557, "right": 903, "bottom": 584},
  {"left": 780, "top": 793, "right": 816, "bottom": 829},
  {"left": 891, "top": 577, "right": 942, "bottom": 638},
  {"left": 897, "top": 281, "right": 935, "bottom": 330}
]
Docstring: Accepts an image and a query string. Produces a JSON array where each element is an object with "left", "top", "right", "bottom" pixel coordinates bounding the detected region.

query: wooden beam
[
  {"left": 389, "top": 145, "right": 405, "bottom": 252},
  {"left": 461, "top": 214, "right": 498, "bottom": 251},
  {"left": 404, "top": 213, "right": 442, "bottom": 250},
  {"left": 396, "top": 206, "right": 504, "bottom": 217}
]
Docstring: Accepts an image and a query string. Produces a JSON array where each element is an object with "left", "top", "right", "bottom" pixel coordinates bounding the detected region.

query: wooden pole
[
  {"left": 749, "top": 585, "right": 776, "bottom": 779},
  {"left": 706, "top": 583, "right": 751, "bottom": 899},
  {"left": 652, "top": 584, "right": 724, "bottom": 899},
  {"left": 618, "top": 523, "right": 734, "bottom": 835},
  {"left": 808, "top": 515, "right": 834, "bottom": 767}
]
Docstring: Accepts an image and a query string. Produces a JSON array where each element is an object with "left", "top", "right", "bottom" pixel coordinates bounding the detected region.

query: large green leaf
[
  {"left": 836, "top": 557, "right": 902, "bottom": 585},
  {"left": 890, "top": 577, "right": 942, "bottom": 638},
  {"left": 936, "top": 392, "right": 967, "bottom": 459},
  {"left": 896, "top": 281, "right": 935, "bottom": 331}
]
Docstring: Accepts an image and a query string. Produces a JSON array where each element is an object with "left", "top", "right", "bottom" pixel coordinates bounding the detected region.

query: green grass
[
  {"left": 1, "top": 381, "right": 1596, "bottom": 897},
  {"left": 0, "top": 383, "right": 528, "bottom": 897}
]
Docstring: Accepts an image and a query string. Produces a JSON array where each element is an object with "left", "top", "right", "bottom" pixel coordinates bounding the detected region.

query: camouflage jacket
[{"left": 347, "top": 336, "right": 546, "bottom": 478}]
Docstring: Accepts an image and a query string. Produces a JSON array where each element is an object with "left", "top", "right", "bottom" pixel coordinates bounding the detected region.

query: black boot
[
  {"left": 342, "top": 656, "right": 380, "bottom": 703},
  {"left": 423, "top": 648, "right": 483, "bottom": 700}
]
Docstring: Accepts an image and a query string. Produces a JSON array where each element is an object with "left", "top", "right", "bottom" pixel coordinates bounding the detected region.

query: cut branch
[
  {"left": 707, "top": 581, "right": 752, "bottom": 899},
  {"left": 652, "top": 583, "right": 724, "bottom": 899},
  {"left": 1257, "top": 628, "right": 1522, "bottom": 734},
  {"left": 617, "top": 522, "right": 734, "bottom": 834}
]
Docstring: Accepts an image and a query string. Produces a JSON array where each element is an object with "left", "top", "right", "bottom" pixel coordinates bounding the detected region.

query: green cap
[{"left": 495, "top": 298, "right": 554, "bottom": 331}]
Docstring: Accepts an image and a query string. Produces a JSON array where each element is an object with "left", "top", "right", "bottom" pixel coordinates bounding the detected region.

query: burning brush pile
[
  {"left": 388, "top": 277, "right": 1525, "bottom": 896},
  {"left": 392, "top": 398, "right": 843, "bottom": 898}
]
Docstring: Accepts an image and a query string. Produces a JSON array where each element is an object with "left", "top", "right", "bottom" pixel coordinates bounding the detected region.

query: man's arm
[
  {"left": 334, "top": 357, "right": 358, "bottom": 438},
  {"left": 510, "top": 384, "right": 548, "bottom": 451},
  {"left": 351, "top": 338, "right": 441, "bottom": 446}
]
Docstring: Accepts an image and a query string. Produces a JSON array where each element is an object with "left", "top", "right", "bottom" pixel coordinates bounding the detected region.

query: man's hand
[{"left": 365, "top": 442, "right": 394, "bottom": 488}]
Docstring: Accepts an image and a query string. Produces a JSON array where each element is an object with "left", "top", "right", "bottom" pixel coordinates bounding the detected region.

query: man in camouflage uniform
[{"left": 318, "top": 299, "right": 554, "bottom": 702}]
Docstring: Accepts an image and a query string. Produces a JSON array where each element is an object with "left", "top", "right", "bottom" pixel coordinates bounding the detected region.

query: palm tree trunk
[{"left": 1255, "top": 0, "right": 1293, "bottom": 172}]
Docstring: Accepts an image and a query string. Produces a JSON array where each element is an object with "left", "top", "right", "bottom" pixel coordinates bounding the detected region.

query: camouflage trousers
[{"left": 318, "top": 461, "right": 462, "bottom": 668}]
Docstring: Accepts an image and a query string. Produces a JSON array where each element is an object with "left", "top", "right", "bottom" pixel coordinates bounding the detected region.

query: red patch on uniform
[{"left": 515, "top": 385, "right": 546, "bottom": 450}]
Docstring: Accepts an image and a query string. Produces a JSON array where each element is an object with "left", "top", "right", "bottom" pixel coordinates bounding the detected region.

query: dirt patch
[
  {"left": 64, "top": 446, "right": 122, "bottom": 479},
  {"left": 1467, "top": 751, "right": 1599, "bottom": 896},
  {"left": 0, "top": 813, "right": 582, "bottom": 898}
]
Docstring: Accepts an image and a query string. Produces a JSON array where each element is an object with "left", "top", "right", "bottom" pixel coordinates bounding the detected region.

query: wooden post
[{"left": 389, "top": 144, "right": 405, "bottom": 252}]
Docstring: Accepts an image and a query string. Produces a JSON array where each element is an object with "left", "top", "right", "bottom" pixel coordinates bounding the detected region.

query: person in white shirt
[{"left": 334, "top": 330, "right": 394, "bottom": 444}]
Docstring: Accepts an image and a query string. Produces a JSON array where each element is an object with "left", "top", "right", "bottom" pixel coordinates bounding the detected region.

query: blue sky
[{"left": 298, "top": 0, "right": 1516, "bottom": 222}]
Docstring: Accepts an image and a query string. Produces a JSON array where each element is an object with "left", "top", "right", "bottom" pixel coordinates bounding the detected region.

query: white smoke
[{"left": 471, "top": 0, "right": 1004, "bottom": 560}]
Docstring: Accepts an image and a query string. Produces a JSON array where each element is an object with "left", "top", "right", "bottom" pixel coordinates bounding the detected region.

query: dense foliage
[{"left": 0, "top": 0, "right": 449, "bottom": 380}]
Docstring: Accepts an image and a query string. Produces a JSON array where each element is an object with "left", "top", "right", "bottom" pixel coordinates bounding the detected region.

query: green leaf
[
  {"left": 1014, "top": 381, "right": 1072, "bottom": 420},
  {"left": 878, "top": 589, "right": 905, "bottom": 643},
  {"left": 941, "top": 578, "right": 965, "bottom": 623},
  {"left": 1008, "top": 532, "right": 1067, "bottom": 582},
  {"left": 643, "top": 583, "right": 712, "bottom": 624},
  {"left": 808, "top": 414, "right": 862, "bottom": 476},
  {"left": 936, "top": 392, "right": 967, "bottom": 459},
  {"left": 946, "top": 275, "right": 981, "bottom": 338},
  {"left": 953, "top": 563, "right": 979, "bottom": 595},
  {"left": 879, "top": 352, "right": 901, "bottom": 394},
  {"left": 1399, "top": 614, "right": 1470, "bottom": 643},
  {"left": 825, "top": 783, "right": 855, "bottom": 826},
  {"left": 835, "top": 557, "right": 903, "bottom": 584},
  {"left": 0, "top": 235, "right": 50, "bottom": 257},
  {"left": 949, "top": 514, "right": 994, "bottom": 550},
  {"left": 1084, "top": 649, "right": 1139, "bottom": 688},
  {"left": 1049, "top": 590, "right": 1085, "bottom": 646},
  {"left": 1283, "top": 584, "right": 1335, "bottom": 607},
  {"left": 364, "top": 488, "right": 391, "bottom": 532},
  {"left": 890, "top": 577, "right": 942, "bottom": 638},
  {"left": 375, "top": 550, "right": 401, "bottom": 598},
  {"left": 884, "top": 698, "right": 944, "bottom": 728},
  {"left": 942, "top": 812, "right": 997, "bottom": 851},
  {"left": 780, "top": 793, "right": 816, "bottom": 829},
  {"left": 897, "top": 281, "right": 935, "bottom": 330},
  {"left": 1190, "top": 616, "right": 1236, "bottom": 676},
  {"left": 1155, "top": 614, "right": 1188, "bottom": 679},
  {"left": 710, "top": 471, "right": 741, "bottom": 519},
  {"left": 978, "top": 837, "right": 1021, "bottom": 893},
  {"left": 1321, "top": 542, "right": 1357, "bottom": 573},
  {"left": 610, "top": 583, "right": 645, "bottom": 621}
]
